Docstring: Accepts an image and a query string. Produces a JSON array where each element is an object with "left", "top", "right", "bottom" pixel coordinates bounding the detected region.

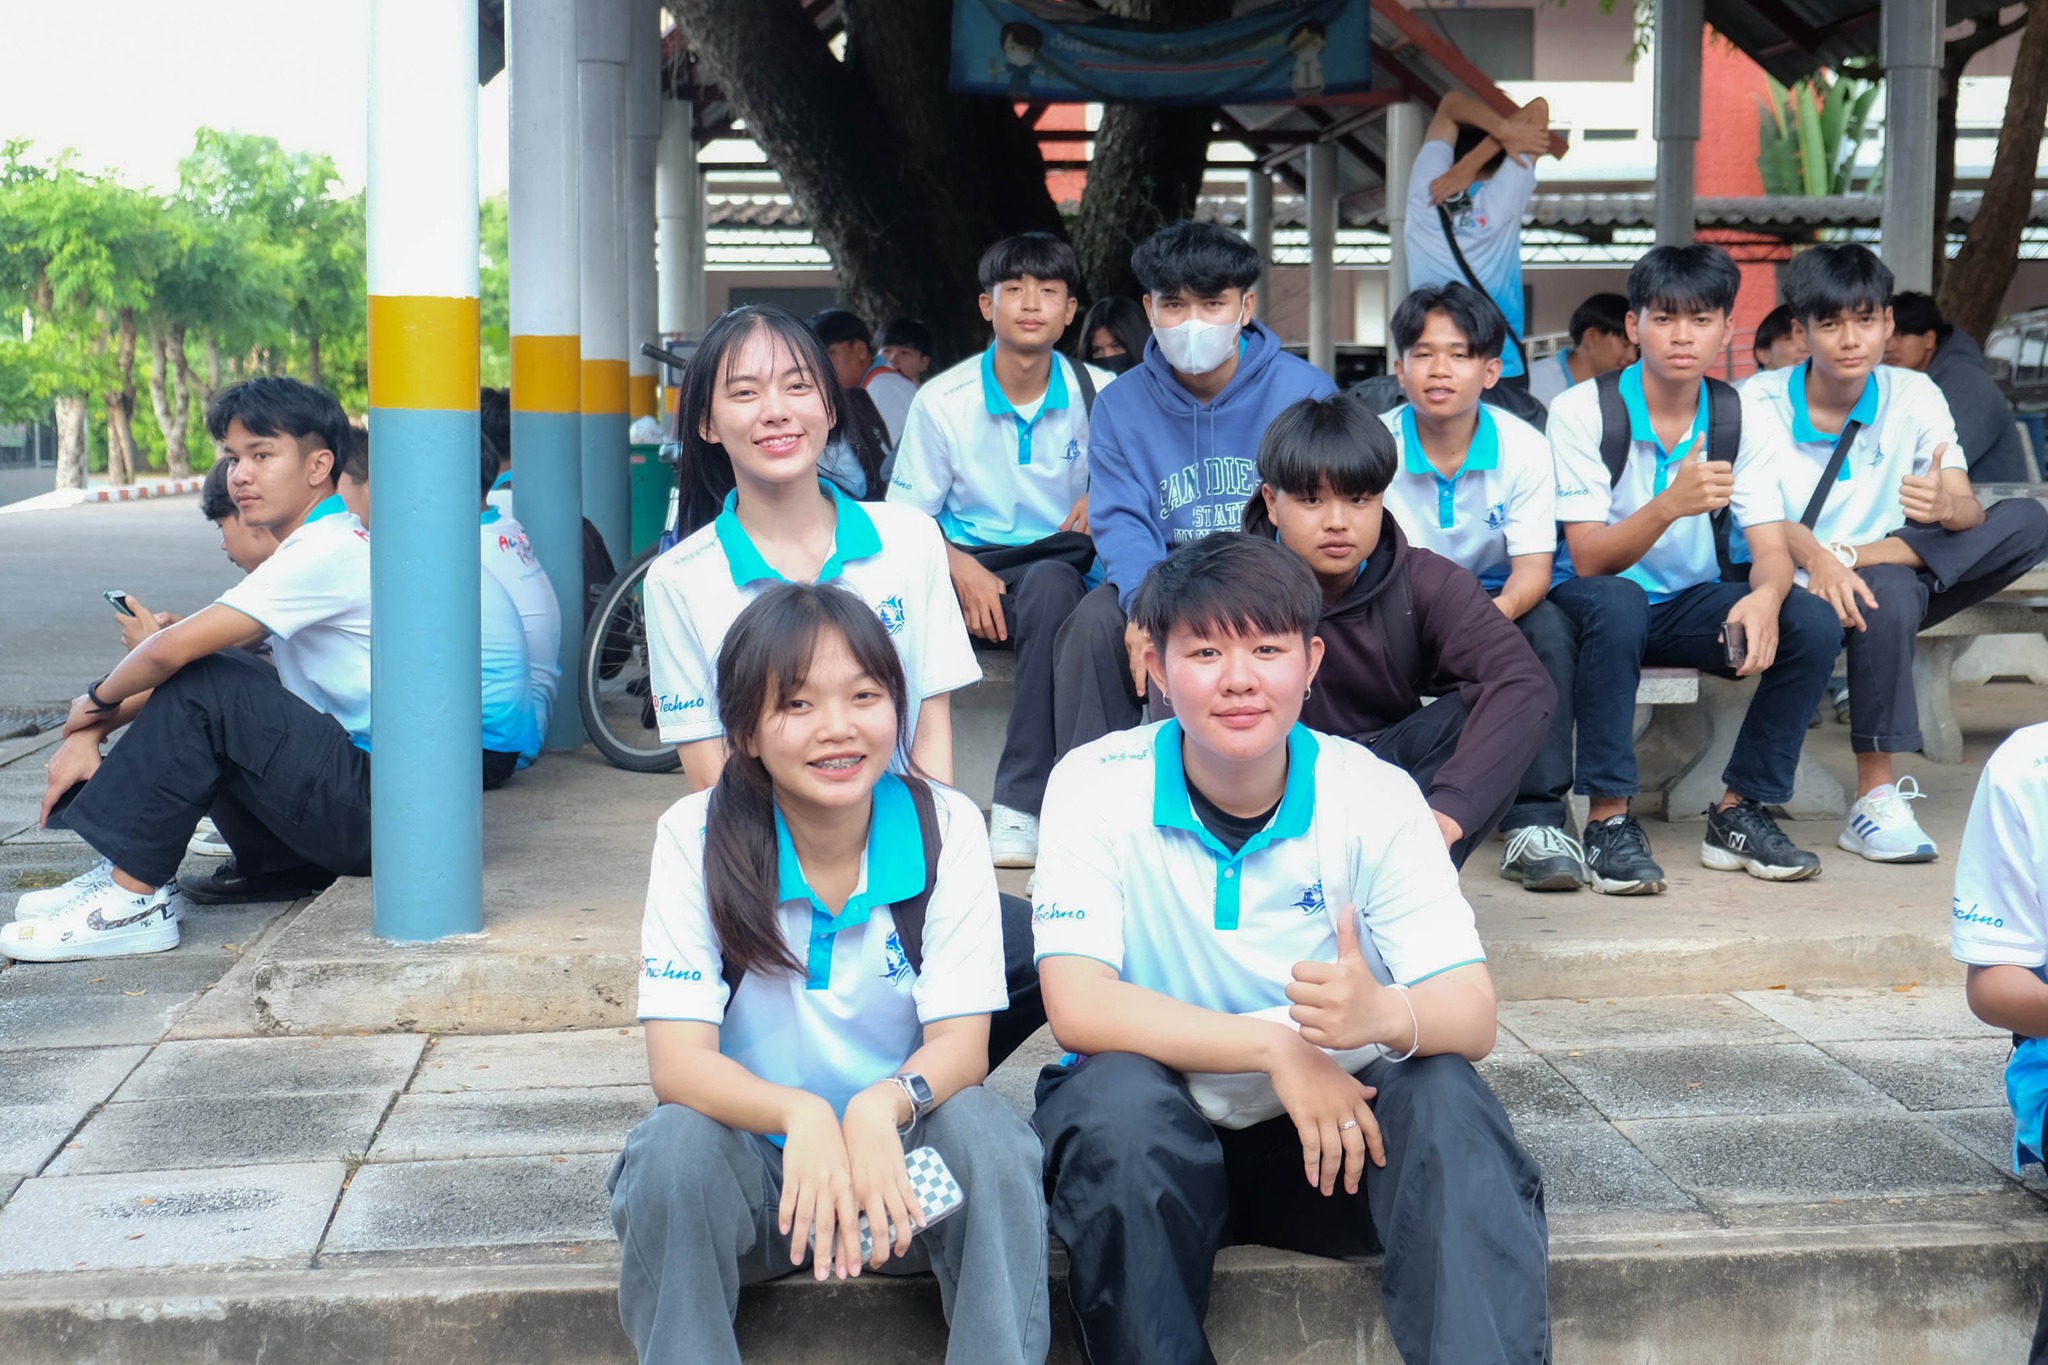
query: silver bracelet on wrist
[{"left": 1384, "top": 983, "right": 1421, "bottom": 1063}]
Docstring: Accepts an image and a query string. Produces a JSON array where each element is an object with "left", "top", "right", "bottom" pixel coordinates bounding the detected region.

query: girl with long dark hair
[
  {"left": 609, "top": 582, "right": 1049, "bottom": 1365},
  {"left": 644, "top": 304, "right": 979, "bottom": 791}
]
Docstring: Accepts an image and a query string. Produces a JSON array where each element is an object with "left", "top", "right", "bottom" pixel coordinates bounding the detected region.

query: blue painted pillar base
[
  {"left": 581, "top": 412, "right": 632, "bottom": 569},
  {"left": 369, "top": 407, "right": 485, "bottom": 941},
  {"left": 512, "top": 410, "right": 586, "bottom": 751}
]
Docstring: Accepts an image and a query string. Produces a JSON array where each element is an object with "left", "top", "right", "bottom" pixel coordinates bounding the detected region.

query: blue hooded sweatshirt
[{"left": 1087, "top": 318, "right": 1338, "bottom": 611}]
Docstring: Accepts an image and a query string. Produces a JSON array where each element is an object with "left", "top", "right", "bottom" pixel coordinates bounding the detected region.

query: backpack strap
[
  {"left": 1702, "top": 376, "right": 1746, "bottom": 583},
  {"left": 718, "top": 777, "right": 945, "bottom": 994},
  {"left": 1594, "top": 369, "right": 1630, "bottom": 488},
  {"left": 1070, "top": 354, "right": 1097, "bottom": 420}
]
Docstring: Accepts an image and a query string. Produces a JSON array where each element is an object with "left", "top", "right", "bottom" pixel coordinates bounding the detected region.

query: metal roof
[{"left": 1703, "top": 1, "right": 2015, "bottom": 85}]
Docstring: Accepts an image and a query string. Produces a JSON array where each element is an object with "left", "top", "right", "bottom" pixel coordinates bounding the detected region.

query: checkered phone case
[{"left": 811, "top": 1145, "right": 965, "bottom": 1261}]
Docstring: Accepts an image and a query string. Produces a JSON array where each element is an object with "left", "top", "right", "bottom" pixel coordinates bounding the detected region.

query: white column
[
  {"left": 625, "top": 0, "right": 660, "bottom": 421},
  {"left": 578, "top": 0, "right": 630, "bottom": 560},
  {"left": 1245, "top": 170, "right": 1274, "bottom": 302},
  {"left": 1882, "top": 0, "right": 1942, "bottom": 292},
  {"left": 658, "top": 98, "right": 707, "bottom": 337},
  {"left": 508, "top": 0, "right": 584, "bottom": 751},
  {"left": 1307, "top": 141, "right": 1338, "bottom": 376},
  {"left": 1652, "top": 0, "right": 1702, "bottom": 246},
  {"left": 1383, "top": 100, "right": 1426, "bottom": 303}
]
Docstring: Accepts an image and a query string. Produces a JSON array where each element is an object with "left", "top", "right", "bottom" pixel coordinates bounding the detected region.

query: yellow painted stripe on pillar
[
  {"left": 368, "top": 296, "right": 480, "bottom": 411},
  {"left": 512, "top": 335, "right": 582, "bottom": 414},
  {"left": 582, "top": 358, "right": 630, "bottom": 416},
  {"left": 629, "top": 374, "right": 658, "bottom": 421}
]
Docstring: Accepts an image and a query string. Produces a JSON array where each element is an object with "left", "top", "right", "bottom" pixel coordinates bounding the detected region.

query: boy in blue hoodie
[{"left": 1051, "top": 220, "right": 1338, "bottom": 757}]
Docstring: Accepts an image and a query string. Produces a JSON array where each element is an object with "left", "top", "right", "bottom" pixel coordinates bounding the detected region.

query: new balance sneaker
[
  {"left": 1838, "top": 777, "right": 1937, "bottom": 863},
  {"left": 12, "top": 857, "right": 114, "bottom": 922},
  {"left": 1583, "top": 814, "right": 1666, "bottom": 895},
  {"left": 1701, "top": 798, "right": 1822, "bottom": 881},
  {"left": 187, "top": 817, "right": 231, "bottom": 858},
  {"left": 1500, "top": 824, "right": 1585, "bottom": 892},
  {"left": 0, "top": 882, "right": 179, "bottom": 961},
  {"left": 988, "top": 804, "right": 1039, "bottom": 869}
]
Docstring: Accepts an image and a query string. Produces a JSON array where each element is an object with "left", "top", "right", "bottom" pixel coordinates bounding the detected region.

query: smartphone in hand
[
  {"left": 809, "top": 1145, "right": 966, "bottom": 1262},
  {"left": 1720, "top": 621, "right": 1747, "bottom": 670},
  {"left": 104, "top": 590, "right": 136, "bottom": 618}
]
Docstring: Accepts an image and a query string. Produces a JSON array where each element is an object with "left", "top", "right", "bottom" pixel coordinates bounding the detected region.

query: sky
[{"left": 0, "top": 0, "right": 510, "bottom": 196}]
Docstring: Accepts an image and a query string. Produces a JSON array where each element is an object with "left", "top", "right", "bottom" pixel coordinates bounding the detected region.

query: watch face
[{"left": 902, "top": 1073, "right": 934, "bottom": 1110}]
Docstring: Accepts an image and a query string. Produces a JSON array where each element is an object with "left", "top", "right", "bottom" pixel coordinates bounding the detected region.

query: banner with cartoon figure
[{"left": 949, "top": 0, "right": 1371, "bottom": 105}]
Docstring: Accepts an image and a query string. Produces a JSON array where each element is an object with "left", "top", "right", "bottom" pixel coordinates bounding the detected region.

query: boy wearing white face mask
[{"left": 1050, "top": 220, "right": 1337, "bottom": 762}]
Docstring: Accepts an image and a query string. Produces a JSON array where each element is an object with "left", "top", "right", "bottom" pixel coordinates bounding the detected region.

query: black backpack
[
  {"left": 720, "top": 778, "right": 944, "bottom": 995},
  {"left": 1593, "top": 369, "right": 1748, "bottom": 583}
]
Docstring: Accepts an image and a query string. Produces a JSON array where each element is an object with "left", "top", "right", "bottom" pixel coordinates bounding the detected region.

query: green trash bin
[{"left": 629, "top": 442, "right": 670, "bottom": 558}]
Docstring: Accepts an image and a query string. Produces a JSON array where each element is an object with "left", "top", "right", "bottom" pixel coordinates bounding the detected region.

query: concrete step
[{"left": 1, "top": 1220, "right": 2042, "bottom": 1363}]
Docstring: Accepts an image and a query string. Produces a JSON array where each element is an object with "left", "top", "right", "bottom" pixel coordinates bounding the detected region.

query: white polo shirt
[
  {"left": 644, "top": 481, "right": 980, "bottom": 746},
  {"left": 480, "top": 507, "right": 562, "bottom": 747},
  {"left": 887, "top": 346, "right": 1114, "bottom": 549},
  {"left": 1405, "top": 141, "right": 1536, "bottom": 379},
  {"left": 1032, "top": 721, "right": 1485, "bottom": 1018},
  {"left": 1951, "top": 721, "right": 2048, "bottom": 969},
  {"left": 861, "top": 359, "right": 920, "bottom": 446},
  {"left": 480, "top": 571, "right": 540, "bottom": 758},
  {"left": 1742, "top": 362, "right": 1968, "bottom": 585},
  {"left": 1528, "top": 351, "right": 1577, "bottom": 409},
  {"left": 1380, "top": 403, "right": 1556, "bottom": 590},
  {"left": 639, "top": 775, "right": 1007, "bottom": 1126},
  {"left": 486, "top": 469, "right": 514, "bottom": 518},
  {"left": 1550, "top": 363, "right": 1778, "bottom": 602},
  {"left": 217, "top": 495, "right": 373, "bottom": 750}
]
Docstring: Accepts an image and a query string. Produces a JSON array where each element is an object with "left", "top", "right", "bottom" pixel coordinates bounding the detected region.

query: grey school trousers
[{"left": 607, "top": 1087, "right": 1049, "bottom": 1365}]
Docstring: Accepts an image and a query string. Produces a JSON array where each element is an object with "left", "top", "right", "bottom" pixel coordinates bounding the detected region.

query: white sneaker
[
  {"left": 988, "top": 804, "right": 1039, "bottom": 868},
  {"left": 1838, "top": 777, "right": 1938, "bottom": 863},
  {"left": 0, "top": 882, "right": 180, "bottom": 961},
  {"left": 187, "top": 818, "right": 231, "bottom": 858},
  {"left": 12, "top": 857, "right": 115, "bottom": 922}
]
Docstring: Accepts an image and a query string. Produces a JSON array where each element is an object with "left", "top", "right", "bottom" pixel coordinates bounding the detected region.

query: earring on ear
[{"left": 1303, "top": 686, "right": 1312, "bottom": 699}]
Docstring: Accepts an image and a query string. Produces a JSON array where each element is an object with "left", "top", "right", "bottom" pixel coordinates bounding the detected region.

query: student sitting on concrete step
[
  {"left": 610, "top": 582, "right": 1049, "bottom": 1365},
  {"left": 1547, "top": 244, "right": 1840, "bottom": 894},
  {"left": 1030, "top": 533, "right": 1549, "bottom": 1365},
  {"left": 1750, "top": 244, "right": 2048, "bottom": 863}
]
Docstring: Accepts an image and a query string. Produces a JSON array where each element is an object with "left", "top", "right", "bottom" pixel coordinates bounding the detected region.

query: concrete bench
[{"left": 1913, "top": 564, "right": 2048, "bottom": 763}]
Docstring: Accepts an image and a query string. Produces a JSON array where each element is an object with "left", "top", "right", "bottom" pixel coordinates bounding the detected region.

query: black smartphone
[
  {"left": 103, "top": 590, "right": 136, "bottom": 618},
  {"left": 1721, "top": 621, "right": 1747, "bottom": 669}
]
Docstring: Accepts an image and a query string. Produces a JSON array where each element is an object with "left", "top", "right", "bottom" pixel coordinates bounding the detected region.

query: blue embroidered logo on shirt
[
  {"left": 1485, "top": 502, "right": 1509, "bottom": 531},
  {"left": 876, "top": 596, "right": 907, "bottom": 635},
  {"left": 1063, "top": 438, "right": 1082, "bottom": 463},
  {"left": 1292, "top": 881, "right": 1325, "bottom": 916},
  {"left": 880, "top": 930, "right": 914, "bottom": 984}
]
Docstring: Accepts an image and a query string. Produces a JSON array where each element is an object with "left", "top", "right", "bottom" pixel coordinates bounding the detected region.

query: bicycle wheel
[{"left": 580, "top": 545, "right": 681, "bottom": 773}]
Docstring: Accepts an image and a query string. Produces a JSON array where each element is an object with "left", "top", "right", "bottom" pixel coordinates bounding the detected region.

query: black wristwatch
[
  {"left": 86, "top": 678, "right": 119, "bottom": 712},
  {"left": 891, "top": 1072, "right": 935, "bottom": 1134}
]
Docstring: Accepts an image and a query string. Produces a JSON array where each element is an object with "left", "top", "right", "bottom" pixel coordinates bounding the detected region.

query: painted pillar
[
  {"left": 579, "top": 0, "right": 631, "bottom": 562},
  {"left": 1882, "top": 0, "right": 1942, "bottom": 293},
  {"left": 658, "top": 97, "right": 708, "bottom": 338},
  {"left": 366, "top": 0, "right": 483, "bottom": 940},
  {"left": 625, "top": 0, "right": 661, "bottom": 422},
  {"left": 1245, "top": 170, "right": 1274, "bottom": 302},
  {"left": 1652, "top": 0, "right": 1702, "bottom": 246},
  {"left": 508, "top": 0, "right": 585, "bottom": 751},
  {"left": 1384, "top": 101, "right": 1426, "bottom": 303},
  {"left": 1306, "top": 140, "right": 1338, "bottom": 376}
]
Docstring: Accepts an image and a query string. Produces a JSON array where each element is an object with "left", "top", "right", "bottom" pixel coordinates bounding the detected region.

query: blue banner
[{"left": 950, "top": 0, "right": 1372, "bottom": 106}]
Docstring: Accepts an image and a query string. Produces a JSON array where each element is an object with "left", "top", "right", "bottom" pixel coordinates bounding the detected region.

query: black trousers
[
  {"left": 1051, "top": 583, "right": 1146, "bottom": 762},
  {"left": 989, "top": 890, "right": 1046, "bottom": 1072},
  {"left": 1365, "top": 695, "right": 1513, "bottom": 869},
  {"left": 1504, "top": 599, "right": 1577, "bottom": 833},
  {"left": 966, "top": 539, "right": 1092, "bottom": 816},
  {"left": 1847, "top": 499, "right": 2048, "bottom": 754},
  {"left": 1034, "top": 1050, "right": 1551, "bottom": 1365},
  {"left": 53, "top": 651, "right": 373, "bottom": 889}
]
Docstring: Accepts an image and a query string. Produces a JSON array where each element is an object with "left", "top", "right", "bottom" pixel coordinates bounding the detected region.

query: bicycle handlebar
[{"left": 640, "top": 341, "right": 693, "bottom": 371}]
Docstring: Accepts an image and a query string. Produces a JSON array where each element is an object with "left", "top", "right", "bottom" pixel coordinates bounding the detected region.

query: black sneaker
[
  {"left": 1700, "top": 798, "right": 1822, "bottom": 881},
  {"left": 178, "top": 860, "right": 337, "bottom": 906},
  {"left": 1500, "top": 824, "right": 1585, "bottom": 892},
  {"left": 1582, "top": 814, "right": 1666, "bottom": 895}
]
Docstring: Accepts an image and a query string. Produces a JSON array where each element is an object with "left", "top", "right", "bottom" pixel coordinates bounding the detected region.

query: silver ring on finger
[{"left": 1339, "top": 1119, "right": 1359, "bottom": 1131}]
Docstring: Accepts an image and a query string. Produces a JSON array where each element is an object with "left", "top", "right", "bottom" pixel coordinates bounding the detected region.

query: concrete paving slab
[
  {"left": 47, "top": 1092, "right": 392, "bottom": 1175},
  {"left": 0, "top": 901, "right": 289, "bottom": 1049},
  {"left": 1823, "top": 1038, "right": 2013, "bottom": 1112},
  {"left": 1733, "top": 985, "right": 1997, "bottom": 1042},
  {"left": 0, "top": 1044, "right": 147, "bottom": 1109},
  {"left": 114, "top": 1035, "right": 425, "bottom": 1102},
  {"left": 369, "top": 1087, "right": 648, "bottom": 1162},
  {"left": 1622, "top": 1113, "right": 2008, "bottom": 1205},
  {"left": 0, "top": 1160, "right": 345, "bottom": 1272},
  {"left": 1927, "top": 1109, "right": 2048, "bottom": 1193},
  {"left": 1499, "top": 993, "right": 1799, "bottom": 1051},
  {"left": 0, "top": 1171, "right": 19, "bottom": 1206},
  {"left": 413, "top": 1029, "right": 645, "bottom": 1093},
  {"left": 1515, "top": 1120, "right": 1698, "bottom": 1212},
  {"left": 1477, "top": 1053, "right": 1602, "bottom": 1123},
  {"left": 0, "top": 1106, "right": 90, "bottom": 1174},
  {"left": 1711, "top": 1189, "right": 2048, "bottom": 1233},
  {"left": 1548, "top": 1042, "right": 1900, "bottom": 1120},
  {"left": 322, "top": 1152, "right": 615, "bottom": 1254},
  {"left": 987, "top": 1027, "right": 1064, "bottom": 1121}
]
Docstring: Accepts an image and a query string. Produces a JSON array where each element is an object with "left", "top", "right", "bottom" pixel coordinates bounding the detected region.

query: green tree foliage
[{"left": 480, "top": 194, "right": 510, "bottom": 390}]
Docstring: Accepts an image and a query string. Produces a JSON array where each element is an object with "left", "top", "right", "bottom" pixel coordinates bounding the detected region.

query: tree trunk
[
  {"left": 148, "top": 319, "right": 194, "bottom": 476},
  {"left": 53, "top": 395, "right": 88, "bottom": 490},
  {"left": 103, "top": 392, "right": 132, "bottom": 486},
  {"left": 1070, "top": 0, "right": 1231, "bottom": 304},
  {"left": 115, "top": 308, "right": 148, "bottom": 473},
  {"left": 307, "top": 332, "right": 322, "bottom": 388},
  {"left": 1933, "top": 11, "right": 2029, "bottom": 294},
  {"left": 1940, "top": 0, "right": 2048, "bottom": 341}
]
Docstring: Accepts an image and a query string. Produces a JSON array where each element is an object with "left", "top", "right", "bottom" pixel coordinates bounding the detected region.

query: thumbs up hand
[{"left": 1287, "top": 907, "right": 1388, "bottom": 1051}]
